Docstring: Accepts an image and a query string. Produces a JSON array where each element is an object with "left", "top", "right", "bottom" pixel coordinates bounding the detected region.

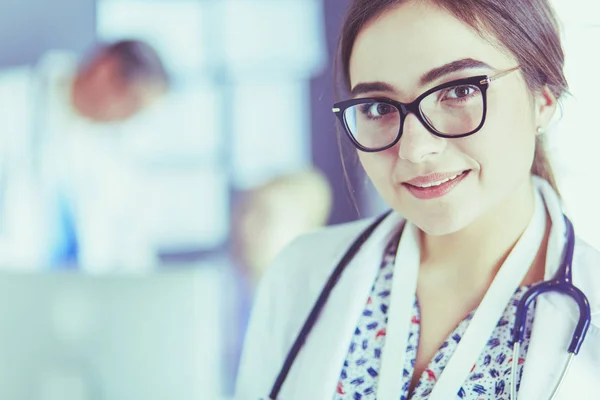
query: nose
[{"left": 397, "top": 113, "right": 447, "bottom": 163}]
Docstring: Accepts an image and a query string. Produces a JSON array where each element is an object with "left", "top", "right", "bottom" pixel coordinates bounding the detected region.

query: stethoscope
[
  {"left": 510, "top": 214, "right": 591, "bottom": 399},
  {"left": 267, "top": 211, "right": 591, "bottom": 400}
]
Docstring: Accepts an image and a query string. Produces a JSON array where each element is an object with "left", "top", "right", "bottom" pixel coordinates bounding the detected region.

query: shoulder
[
  {"left": 234, "top": 216, "right": 380, "bottom": 398},
  {"left": 574, "top": 237, "right": 600, "bottom": 321},
  {"left": 574, "top": 237, "right": 600, "bottom": 280},
  {"left": 249, "top": 215, "right": 385, "bottom": 325},
  {"left": 575, "top": 237, "right": 600, "bottom": 263},
  {"left": 259, "top": 217, "right": 377, "bottom": 291}
]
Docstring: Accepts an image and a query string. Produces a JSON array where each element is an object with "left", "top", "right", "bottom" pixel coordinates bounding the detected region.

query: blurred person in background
[
  {"left": 232, "top": 168, "right": 333, "bottom": 287},
  {"left": 44, "top": 39, "right": 170, "bottom": 271},
  {"left": 224, "top": 168, "right": 333, "bottom": 391},
  {"left": 0, "top": 39, "right": 169, "bottom": 271},
  {"left": 68, "top": 40, "right": 169, "bottom": 123}
]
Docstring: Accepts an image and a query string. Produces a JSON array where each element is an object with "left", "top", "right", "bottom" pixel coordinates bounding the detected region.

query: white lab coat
[{"left": 236, "top": 178, "right": 600, "bottom": 399}]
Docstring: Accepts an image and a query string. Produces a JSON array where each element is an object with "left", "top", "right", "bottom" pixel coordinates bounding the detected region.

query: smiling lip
[
  {"left": 404, "top": 171, "right": 468, "bottom": 187},
  {"left": 403, "top": 170, "right": 471, "bottom": 200}
]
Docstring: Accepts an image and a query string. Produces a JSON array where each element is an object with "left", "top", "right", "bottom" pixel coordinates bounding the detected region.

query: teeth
[{"left": 416, "top": 173, "right": 462, "bottom": 188}]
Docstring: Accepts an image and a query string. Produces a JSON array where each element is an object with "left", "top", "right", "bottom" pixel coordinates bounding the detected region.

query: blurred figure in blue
[
  {"left": 47, "top": 40, "right": 170, "bottom": 272},
  {"left": 0, "top": 40, "right": 170, "bottom": 271}
]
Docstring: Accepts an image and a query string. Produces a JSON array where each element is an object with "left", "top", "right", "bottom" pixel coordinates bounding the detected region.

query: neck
[{"left": 419, "top": 177, "right": 539, "bottom": 285}]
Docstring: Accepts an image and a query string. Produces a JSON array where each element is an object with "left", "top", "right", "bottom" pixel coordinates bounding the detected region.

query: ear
[{"left": 533, "top": 86, "right": 558, "bottom": 135}]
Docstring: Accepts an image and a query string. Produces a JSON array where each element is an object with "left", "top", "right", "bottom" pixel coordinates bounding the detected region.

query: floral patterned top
[{"left": 333, "top": 233, "right": 536, "bottom": 400}]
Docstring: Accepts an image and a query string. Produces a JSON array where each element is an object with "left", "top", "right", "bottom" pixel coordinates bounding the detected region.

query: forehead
[{"left": 349, "top": 2, "right": 514, "bottom": 94}]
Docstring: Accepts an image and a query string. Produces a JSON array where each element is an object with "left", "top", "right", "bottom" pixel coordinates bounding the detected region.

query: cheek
[
  {"left": 460, "top": 93, "right": 537, "bottom": 183},
  {"left": 358, "top": 150, "right": 398, "bottom": 196}
]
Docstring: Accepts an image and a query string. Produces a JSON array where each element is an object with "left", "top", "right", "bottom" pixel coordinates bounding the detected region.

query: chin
[{"left": 407, "top": 210, "right": 476, "bottom": 237}]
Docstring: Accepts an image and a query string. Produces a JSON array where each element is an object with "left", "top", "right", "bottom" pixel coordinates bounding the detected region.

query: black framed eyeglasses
[{"left": 332, "top": 66, "right": 520, "bottom": 152}]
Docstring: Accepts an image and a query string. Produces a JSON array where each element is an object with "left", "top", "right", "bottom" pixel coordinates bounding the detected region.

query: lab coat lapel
[{"left": 285, "top": 213, "right": 404, "bottom": 399}]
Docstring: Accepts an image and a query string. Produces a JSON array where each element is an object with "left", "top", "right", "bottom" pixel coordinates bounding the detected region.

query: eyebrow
[
  {"left": 350, "top": 58, "right": 494, "bottom": 97},
  {"left": 420, "top": 58, "right": 493, "bottom": 86}
]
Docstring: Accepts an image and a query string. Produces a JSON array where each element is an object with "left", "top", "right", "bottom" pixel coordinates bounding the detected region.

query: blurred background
[{"left": 0, "top": 0, "right": 596, "bottom": 399}]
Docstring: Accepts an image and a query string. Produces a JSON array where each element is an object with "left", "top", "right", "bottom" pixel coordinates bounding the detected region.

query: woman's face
[{"left": 349, "top": 1, "right": 556, "bottom": 235}]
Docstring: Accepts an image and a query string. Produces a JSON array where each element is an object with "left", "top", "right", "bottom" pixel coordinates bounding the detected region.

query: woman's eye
[
  {"left": 444, "top": 85, "right": 479, "bottom": 100},
  {"left": 361, "top": 103, "right": 395, "bottom": 118}
]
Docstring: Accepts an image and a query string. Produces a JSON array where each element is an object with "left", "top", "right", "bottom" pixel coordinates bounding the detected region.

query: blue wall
[
  {"left": 310, "top": 0, "right": 368, "bottom": 224},
  {"left": 0, "top": 0, "right": 96, "bottom": 68}
]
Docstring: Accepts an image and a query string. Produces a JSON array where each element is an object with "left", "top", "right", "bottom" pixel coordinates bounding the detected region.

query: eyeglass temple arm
[{"left": 480, "top": 66, "right": 521, "bottom": 85}]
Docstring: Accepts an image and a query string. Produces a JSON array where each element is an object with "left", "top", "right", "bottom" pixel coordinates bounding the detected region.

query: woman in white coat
[{"left": 236, "top": 0, "right": 600, "bottom": 398}]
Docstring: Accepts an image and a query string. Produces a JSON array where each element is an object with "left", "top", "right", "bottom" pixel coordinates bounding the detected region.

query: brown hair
[
  {"left": 83, "top": 39, "right": 170, "bottom": 88},
  {"left": 337, "top": 0, "right": 567, "bottom": 195}
]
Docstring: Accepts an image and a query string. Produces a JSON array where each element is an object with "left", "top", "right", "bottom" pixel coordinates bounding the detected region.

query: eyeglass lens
[{"left": 343, "top": 83, "right": 484, "bottom": 149}]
